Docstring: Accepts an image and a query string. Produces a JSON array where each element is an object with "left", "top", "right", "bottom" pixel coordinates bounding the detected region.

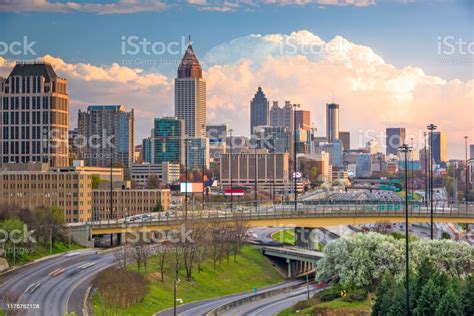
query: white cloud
[{"left": 0, "top": 30, "right": 471, "bottom": 158}]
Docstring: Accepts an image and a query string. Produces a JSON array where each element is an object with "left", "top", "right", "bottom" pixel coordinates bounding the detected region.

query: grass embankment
[
  {"left": 271, "top": 229, "right": 325, "bottom": 251},
  {"left": 278, "top": 288, "right": 372, "bottom": 316},
  {"left": 5, "top": 241, "right": 83, "bottom": 266},
  {"left": 272, "top": 228, "right": 296, "bottom": 245},
  {"left": 92, "top": 246, "right": 283, "bottom": 315}
]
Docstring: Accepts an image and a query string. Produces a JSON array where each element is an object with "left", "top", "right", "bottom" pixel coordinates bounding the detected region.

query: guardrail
[{"left": 82, "top": 201, "right": 474, "bottom": 230}]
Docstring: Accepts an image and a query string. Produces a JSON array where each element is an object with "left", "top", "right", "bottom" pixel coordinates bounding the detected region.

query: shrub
[
  {"left": 341, "top": 288, "right": 368, "bottom": 302},
  {"left": 92, "top": 266, "right": 149, "bottom": 308}
]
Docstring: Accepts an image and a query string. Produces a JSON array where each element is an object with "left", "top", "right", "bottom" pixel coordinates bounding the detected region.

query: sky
[{"left": 0, "top": 0, "right": 473, "bottom": 159}]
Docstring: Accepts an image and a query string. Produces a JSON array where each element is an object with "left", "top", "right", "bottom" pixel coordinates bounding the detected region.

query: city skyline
[{"left": 0, "top": 1, "right": 472, "bottom": 159}]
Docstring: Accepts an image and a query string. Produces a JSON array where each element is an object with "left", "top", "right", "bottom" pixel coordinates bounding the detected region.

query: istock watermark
[
  {"left": 0, "top": 225, "right": 36, "bottom": 244},
  {"left": 121, "top": 35, "right": 187, "bottom": 56},
  {"left": 437, "top": 36, "right": 474, "bottom": 55},
  {"left": 0, "top": 36, "right": 37, "bottom": 56}
]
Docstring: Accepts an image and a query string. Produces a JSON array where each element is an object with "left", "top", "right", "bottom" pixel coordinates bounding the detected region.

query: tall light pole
[
  {"left": 184, "top": 139, "right": 189, "bottom": 228},
  {"left": 292, "top": 104, "right": 300, "bottom": 212},
  {"left": 410, "top": 137, "right": 414, "bottom": 203},
  {"left": 424, "top": 132, "right": 428, "bottom": 206},
  {"left": 109, "top": 141, "right": 113, "bottom": 246},
  {"left": 254, "top": 136, "right": 258, "bottom": 214},
  {"left": 229, "top": 129, "right": 234, "bottom": 212},
  {"left": 427, "top": 123, "right": 437, "bottom": 240},
  {"left": 399, "top": 144, "right": 412, "bottom": 316},
  {"left": 465, "top": 136, "right": 469, "bottom": 211}
]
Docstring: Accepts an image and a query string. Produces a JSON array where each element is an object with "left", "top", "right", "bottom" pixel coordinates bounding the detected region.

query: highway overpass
[{"left": 67, "top": 201, "right": 474, "bottom": 247}]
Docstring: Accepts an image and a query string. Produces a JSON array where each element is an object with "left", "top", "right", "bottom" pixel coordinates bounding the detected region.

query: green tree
[
  {"left": 411, "top": 258, "right": 436, "bottom": 310},
  {"left": 413, "top": 279, "right": 438, "bottom": 316},
  {"left": 152, "top": 201, "right": 164, "bottom": 212},
  {"left": 435, "top": 287, "right": 463, "bottom": 316},
  {"left": 388, "top": 282, "right": 407, "bottom": 316},
  {"left": 91, "top": 175, "right": 102, "bottom": 189},
  {"left": 372, "top": 271, "right": 395, "bottom": 316},
  {"left": 146, "top": 175, "right": 161, "bottom": 189},
  {"left": 462, "top": 274, "right": 474, "bottom": 316}
]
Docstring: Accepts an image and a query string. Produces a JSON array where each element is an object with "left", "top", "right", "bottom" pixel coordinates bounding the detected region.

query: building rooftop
[
  {"left": 177, "top": 38, "right": 203, "bottom": 79},
  {"left": 9, "top": 62, "right": 58, "bottom": 82},
  {"left": 87, "top": 105, "right": 126, "bottom": 112}
]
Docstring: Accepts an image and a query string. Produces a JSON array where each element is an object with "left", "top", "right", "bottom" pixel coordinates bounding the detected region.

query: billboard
[
  {"left": 224, "top": 189, "right": 245, "bottom": 196},
  {"left": 180, "top": 182, "right": 203, "bottom": 193}
]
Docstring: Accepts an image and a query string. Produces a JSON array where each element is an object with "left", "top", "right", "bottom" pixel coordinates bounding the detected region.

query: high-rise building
[
  {"left": 250, "top": 87, "right": 270, "bottom": 134},
  {"left": 175, "top": 40, "right": 206, "bottom": 138},
  {"left": 187, "top": 137, "right": 209, "bottom": 169},
  {"left": 270, "top": 101, "right": 294, "bottom": 131},
  {"left": 321, "top": 140, "right": 343, "bottom": 167},
  {"left": 429, "top": 131, "right": 447, "bottom": 164},
  {"left": 142, "top": 137, "right": 153, "bottom": 163},
  {"left": 470, "top": 144, "right": 474, "bottom": 160},
  {"left": 326, "top": 103, "right": 339, "bottom": 143},
  {"left": 0, "top": 62, "right": 69, "bottom": 166},
  {"left": 253, "top": 126, "right": 292, "bottom": 153},
  {"left": 339, "top": 131, "right": 350, "bottom": 151},
  {"left": 153, "top": 117, "right": 184, "bottom": 165},
  {"left": 366, "top": 139, "right": 379, "bottom": 154},
  {"left": 77, "top": 105, "right": 134, "bottom": 172},
  {"left": 386, "top": 128, "right": 406, "bottom": 156},
  {"left": 206, "top": 123, "right": 227, "bottom": 159},
  {"left": 294, "top": 110, "right": 310, "bottom": 130}
]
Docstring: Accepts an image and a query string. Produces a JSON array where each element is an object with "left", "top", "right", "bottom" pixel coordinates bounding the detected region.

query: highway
[
  {"left": 220, "top": 284, "right": 324, "bottom": 316},
  {"left": 0, "top": 249, "right": 114, "bottom": 316}
]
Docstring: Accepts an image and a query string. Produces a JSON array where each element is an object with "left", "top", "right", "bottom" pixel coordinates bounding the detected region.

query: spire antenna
[{"left": 188, "top": 35, "right": 192, "bottom": 45}]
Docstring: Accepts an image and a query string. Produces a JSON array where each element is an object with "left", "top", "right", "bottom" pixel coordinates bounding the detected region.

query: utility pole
[
  {"left": 292, "top": 104, "right": 300, "bottom": 212},
  {"left": 229, "top": 129, "right": 234, "bottom": 212},
  {"left": 465, "top": 136, "right": 469, "bottom": 211},
  {"left": 399, "top": 144, "right": 412, "bottom": 316},
  {"left": 427, "top": 123, "right": 437, "bottom": 240}
]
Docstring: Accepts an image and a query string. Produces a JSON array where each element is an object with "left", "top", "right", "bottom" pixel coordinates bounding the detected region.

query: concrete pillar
[{"left": 287, "top": 259, "right": 292, "bottom": 278}]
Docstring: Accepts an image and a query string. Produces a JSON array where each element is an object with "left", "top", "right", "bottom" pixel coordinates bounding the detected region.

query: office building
[
  {"left": 470, "top": 144, "right": 474, "bottom": 160},
  {"left": 142, "top": 137, "right": 153, "bottom": 163},
  {"left": 207, "top": 123, "right": 227, "bottom": 159},
  {"left": 270, "top": 101, "right": 294, "bottom": 131},
  {"left": 321, "top": 140, "right": 343, "bottom": 167},
  {"left": 0, "top": 163, "right": 92, "bottom": 223},
  {"left": 250, "top": 87, "right": 269, "bottom": 134},
  {"left": 186, "top": 137, "right": 209, "bottom": 169},
  {"left": 219, "top": 150, "right": 290, "bottom": 194},
  {"left": 253, "top": 126, "right": 291, "bottom": 153},
  {"left": 339, "top": 131, "right": 350, "bottom": 151},
  {"left": 130, "top": 162, "right": 180, "bottom": 187},
  {"left": 386, "top": 128, "right": 406, "bottom": 156},
  {"left": 92, "top": 189, "right": 170, "bottom": 221},
  {"left": 366, "top": 139, "right": 379, "bottom": 154},
  {"left": 356, "top": 154, "right": 372, "bottom": 178},
  {"left": 175, "top": 40, "right": 206, "bottom": 137},
  {"left": 326, "top": 103, "right": 339, "bottom": 143},
  {"left": 429, "top": 131, "right": 447, "bottom": 164},
  {"left": 77, "top": 105, "right": 134, "bottom": 172},
  {"left": 153, "top": 117, "right": 185, "bottom": 165},
  {"left": 0, "top": 62, "right": 69, "bottom": 166},
  {"left": 53, "top": 159, "right": 124, "bottom": 182},
  {"left": 294, "top": 110, "right": 310, "bottom": 130}
]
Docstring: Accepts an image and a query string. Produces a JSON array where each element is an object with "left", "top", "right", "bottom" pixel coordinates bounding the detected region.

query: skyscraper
[
  {"left": 250, "top": 87, "right": 269, "bottom": 134},
  {"left": 153, "top": 117, "right": 184, "bottom": 165},
  {"left": 0, "top": 62, "right": 69, "bottom": 166},
  {"left": 175, "top": 39, "right": 206, "bottom": 138},
  {"left": 270, "top": 101, "right": 294, "bottom": 131},
  {"left": 77, "top": 105, "right": 134, "bottom": 171},
  {"left": 386, "top": 128, "right": 406, "bottom": 156},
  {"left": 326, "top": 103, "right": 339, "bottom": 143},
  {"left": 339, "top": 131, "right": 350, "bottom": 151},
  {"left": 429, "top": 131, "right": 447, "bottom": 164},
  {"left": 294, "top": 110, "right": 310, "bottom": 130}
]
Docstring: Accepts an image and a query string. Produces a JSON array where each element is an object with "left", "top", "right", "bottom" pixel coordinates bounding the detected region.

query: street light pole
[
  {"left": 254, "top": 137, "right": 258, "bottom": 214},
  {"left": 399, "top": 144, "right": 412, "bottom": 316},
  {"left": 427, "top": 123, "right": 437, "bottom": 240},
  {"left": 424, "top": 132, "right": 428, "bottom": 206},
  {"left": 229, "top": 129, "right": 234, "bottom": 212},
  {"left": 293, "top": 104, "right": 300, "bottom": 212},
  {"left": 465, "top": 136, "right": 468, "bottom": 211},
  {"left": 184, "top": 139, "right": 189, "bottom": 228}
]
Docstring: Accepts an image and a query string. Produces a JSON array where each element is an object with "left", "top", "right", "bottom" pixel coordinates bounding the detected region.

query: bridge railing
[{"left": 86, "top": 200, "right": 474, "bottom": 229}]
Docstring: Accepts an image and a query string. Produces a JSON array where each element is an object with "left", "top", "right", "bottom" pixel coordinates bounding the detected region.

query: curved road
[{"left": 0, "top": 249, "right": 114, "bottom": 316}]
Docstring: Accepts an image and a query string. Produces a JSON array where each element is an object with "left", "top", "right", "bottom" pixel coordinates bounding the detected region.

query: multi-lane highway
[{"left": 0, "top": 249, "right": 114, "bottom": 316}]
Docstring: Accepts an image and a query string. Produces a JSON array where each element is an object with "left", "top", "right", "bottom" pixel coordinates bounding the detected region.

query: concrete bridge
[
  {"left": 260, "top": 246, "right": 323, "bottom": 278},
  {"left": 67, "top": 201, "right": 474, "bottom": 247}
]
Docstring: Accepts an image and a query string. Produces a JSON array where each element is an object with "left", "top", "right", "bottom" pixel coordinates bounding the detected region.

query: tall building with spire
[
  {"left": 175, "top": 37, "right": 206, "bottom": 138},
  {"left": 250, "top": 87, "right": 269, "bottom": 134}
]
